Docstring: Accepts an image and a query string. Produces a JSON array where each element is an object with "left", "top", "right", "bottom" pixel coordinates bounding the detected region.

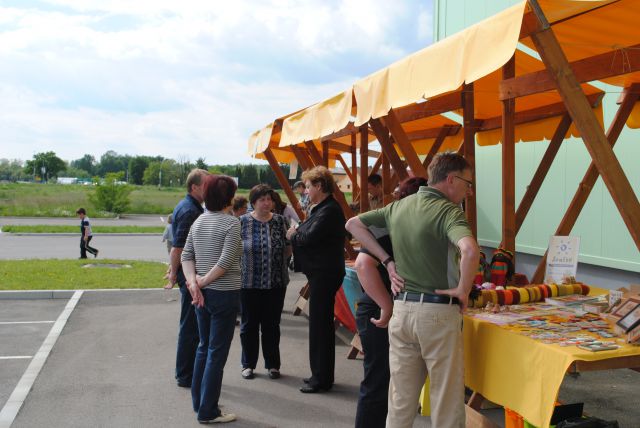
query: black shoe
[
  {"left": 303, "top": 377, "right": 311, "bottom": 384},
  {"left": 241, "top": 368, "right": 254, "bottom": 379},
  {"left": 177, "top": 380, "right": 191, "bottom": 388},
  {"left": 300, "top": 384, "right": 331, "bottom": 394},
  {"left": 94, "top": 250, "right": 99, "bottom": 258},
  {"left": 268, "top": 369, "right": 280, "bottom": 379}
]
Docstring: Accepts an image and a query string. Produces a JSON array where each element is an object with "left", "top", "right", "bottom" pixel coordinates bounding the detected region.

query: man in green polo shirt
[{"left": 346, "top": 152, "right": 479, "bottom": 428}]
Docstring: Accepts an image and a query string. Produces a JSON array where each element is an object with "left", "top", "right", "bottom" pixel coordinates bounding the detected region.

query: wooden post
[
  {"left": 370, "top": 154, "right": 382, "bottom": 176},
  {"left": 360, "top": 125, "right": 370, "bottom": 213},
  {"left": 529, "top": 0, "right": 640, "bottom": 258},
  {"left": 264, "top": 148, "right": 305, "bottom": 220},
  {"left": 531, "top": 85, "right": 640, "bottom": 282},
  {"left": 291, "top": 145, "right": 314, "bottom": 170},
  {"left": 501, "top": 57, "right": 516, "bottom": 256},
  {"left": 463, "top": 82, "right": 478, "bottom": 238},
  {"left": 382, "top": 109, "right": 428, "bottom": 177},
  {"left": 304, "top": 141, "right": 324, "bottom": 166},
  {"left": 370, "top": 118, "right": 409, "bottom": 181}
]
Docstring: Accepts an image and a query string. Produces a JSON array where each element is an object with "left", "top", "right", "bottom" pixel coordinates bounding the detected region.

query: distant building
[{"left": 57, "top": 177, "right": 78, "bottom": 185}]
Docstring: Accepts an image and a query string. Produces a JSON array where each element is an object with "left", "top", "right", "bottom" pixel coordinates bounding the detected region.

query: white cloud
[{"left": 0, "top": 0, "right": 433, "bottom": 164}]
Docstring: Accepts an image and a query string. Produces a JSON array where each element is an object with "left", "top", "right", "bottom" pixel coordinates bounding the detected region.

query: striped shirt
[{"left": 181, "top": 211, "right": 242, "bottom": 291}]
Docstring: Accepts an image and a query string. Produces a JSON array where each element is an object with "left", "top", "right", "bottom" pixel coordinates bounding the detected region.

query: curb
[
  {"left": 0, "top": 288, "right": 169, "bottom": 300},
  {"left": 3, "top": 233, "right": 162, "bottom": 236}
]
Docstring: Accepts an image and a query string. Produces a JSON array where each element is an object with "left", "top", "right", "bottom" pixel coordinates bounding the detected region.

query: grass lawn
[
  {"left": 0, "top": 182, "right": 251, "bottom": 217},
  {"left": 2, "top": 225, "right": 165, "bottom": 234},
  {"left": 0, "top": 259, "right": 167, "bottom": 290}
]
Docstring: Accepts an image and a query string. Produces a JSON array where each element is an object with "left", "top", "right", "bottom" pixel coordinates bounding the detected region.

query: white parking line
[
  {"left": 0, "top": 321, "right": 55, "bottom": 325},
  {"left": 0, "top": 357, "right": 32, "bottom": 360},
  {"left": 0, "top": 290, "right": 83, "bottom": 428}
]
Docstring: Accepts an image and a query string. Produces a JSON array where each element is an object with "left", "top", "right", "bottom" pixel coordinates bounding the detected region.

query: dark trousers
[
  {"left": 175, "top": 270, "right": 199, "bottom": 385},
  {"left": 306, "top": 270, "right": 344, "bottom": 389},
  {"left": 192, "top": 288, "right": 240, "bottom": 421},
  {"left": 79, "top": 236, "right": 98, "bottom": 258},
  {"left": 240, "top": 287, "right": 287, "bottom": 370},
  {"left": 355, "top": 294, "right": 390, "bottom": 428}
]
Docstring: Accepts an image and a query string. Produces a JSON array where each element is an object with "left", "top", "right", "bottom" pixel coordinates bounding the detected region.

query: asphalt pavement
[{"left": 1, "top": 217, "right": 638, "bottom": 427}]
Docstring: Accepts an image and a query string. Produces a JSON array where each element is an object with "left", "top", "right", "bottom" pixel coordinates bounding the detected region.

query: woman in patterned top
[{"left": 239, "top": 184, "right": 292, "bottom": 381}]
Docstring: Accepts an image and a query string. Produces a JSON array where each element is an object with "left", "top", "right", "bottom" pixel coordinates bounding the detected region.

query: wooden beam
[
  {"left": 502, "top": 56, "right": 516, "bottom": 255},
  {"left": 463, "top": 82, "right": 478, "bottom": 238},
  {"left": 478, "top": 93, "right": 603, "bottom": 132},
  {"left": 264, "top": 148, "right": 305, "bottom": 220},
  {"left": 291, "top": 145, "right": 313, "bottom": 170},
  {"left": 382, "top": 153, "right": 391, "bottom": 206},
  {"left": 515, "top": 113, "right": 571, "bottom": 235},
  {"left": 370, "top": 154, "right": 382, "bottom": 176},
  {"left": 422, "top": 126, "right": 451, "bottom": 171},
  {"left": 529, "top": 1, "right": 640, "bottom": 273},
  {"left": 336, "top": 154, "right": 356, "bottom": 191},
  {"left": 531, "top": 84, "right": 640, "bottom": 282},
  {"left": 304, "top": 141, "right": 324, "bottom": 166},
  {"left": 392, "top": 91, "right": 462, "bottom": 123},
  {"left": 382, "top": 109, "right": 429, "bottom": 177},
  {"left": 350, "top": 134, "right": 359, "bottom": 203},
  {"left": 370, "top": 118, "right": 409, "bottom": 181},
  {"left": 322, "top": 140, "right": 329, "bottom": 167},
  {"left": 407, "top": 125, "right": 461, "bottom": 142},
  {"left": 502, "top": 41, "right": 640, "bottom": 100},
  {"left": 359, "top": 125, "right": 370, "bottom": 213},
  {"left": 319, "top": 122, "right": 358, "bottom": 143}
]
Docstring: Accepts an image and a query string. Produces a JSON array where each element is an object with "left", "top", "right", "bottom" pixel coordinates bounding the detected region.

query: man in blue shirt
[{"left": 165, "top": 168, "right": 209, "bottom": 388}]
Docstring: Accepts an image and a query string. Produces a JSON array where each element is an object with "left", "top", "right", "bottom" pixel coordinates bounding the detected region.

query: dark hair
[
  {"left": 186, "top": 168, "right": 209, "bottom": 193},
  {"left": 232, "top": 196, "right": 248, "bottom": 212},
  {"left": 76, "top": 208, "right": 86, "bottom": 215},
  {"left": 203, "top": 175, "right": 237, "bottom": 211},
  {"left": 270, "top": 191, "right": 287, "bottom": 215},
  {"left": 398, "top": 177, "right": 428, "bottom": 199},
  {"left": 367, "top": 173, "right": 382, "bottom": 186},
  {"left": 427, "top": 152, "right": 471, "bottom": 185},
  {"left": 249, "top": 184, "right": 273, "bottom": 205},
  {"left": 301, "top": 166, "right": 335, "bottom": 194}
]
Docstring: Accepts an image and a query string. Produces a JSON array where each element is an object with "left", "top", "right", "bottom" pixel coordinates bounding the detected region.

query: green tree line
[{"left": 1, "top": 151, "right": 301, "bottom": 190}]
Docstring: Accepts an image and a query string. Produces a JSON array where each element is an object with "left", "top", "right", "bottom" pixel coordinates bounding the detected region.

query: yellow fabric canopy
[
  {"left": 279, "top": 89, "right": 354, "bottom": 148},
  {"left": 353, "top": 1, "right": 527, "bottom": 127}
]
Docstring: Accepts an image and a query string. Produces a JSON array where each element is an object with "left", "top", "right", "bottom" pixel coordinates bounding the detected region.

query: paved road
[{"left": 0, "top": 214, "right": 166, "bottom": 227}]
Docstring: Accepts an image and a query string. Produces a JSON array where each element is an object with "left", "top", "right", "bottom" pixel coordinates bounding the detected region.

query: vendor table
[{"left": 463, "top": 309, "right": 640, "bottom": 428}]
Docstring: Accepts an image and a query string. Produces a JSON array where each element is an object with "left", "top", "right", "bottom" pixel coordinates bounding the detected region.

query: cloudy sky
[{"left": 0, "top": 0, "right": 433, "bottom": 165}]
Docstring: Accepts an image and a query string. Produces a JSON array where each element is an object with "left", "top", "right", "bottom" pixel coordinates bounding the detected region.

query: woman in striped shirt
[
  {"left": 239, "top": 184, "right": 291, "bottom": 381},
  {"left": 181, "top": 174, "right": 242, "bottom": 425}
]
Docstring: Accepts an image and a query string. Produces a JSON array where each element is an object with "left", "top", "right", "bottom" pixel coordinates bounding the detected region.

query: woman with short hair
[
  {"left": 239, "top": 184, "right": 291, "bottom": 380},
  {"left": 181, "top": 174, "right": 241, "bottom": 424},
  {"left": 286, "top": 166, "right": 346, "bottom": 393}
]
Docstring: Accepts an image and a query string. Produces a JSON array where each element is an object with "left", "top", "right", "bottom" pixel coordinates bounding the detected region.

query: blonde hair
[{"left": 301, "top": 166, "right": 335, "bottom": 194}]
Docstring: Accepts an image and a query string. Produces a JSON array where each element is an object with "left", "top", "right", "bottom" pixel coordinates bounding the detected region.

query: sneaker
[
  {"left": 94, "top": 250, "right": 99, "bottom": 258},
  {"left": 268, "top": 369, "right": 280, "bottom": 379},
  {"left": 241, "top": 368, "right": 254, "bottom": 379},
  {"left": 199, "top": 412, "right": 236, "bottom": 424}
]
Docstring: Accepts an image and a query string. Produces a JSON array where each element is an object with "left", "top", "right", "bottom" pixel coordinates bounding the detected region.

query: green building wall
[{"left": 433, "top": 0, "right": 640, "bottom": 274}]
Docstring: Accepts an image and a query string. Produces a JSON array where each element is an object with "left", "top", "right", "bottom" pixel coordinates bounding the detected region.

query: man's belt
[{"left": 394, "top": 291, "right": 459, "bottom": 305}]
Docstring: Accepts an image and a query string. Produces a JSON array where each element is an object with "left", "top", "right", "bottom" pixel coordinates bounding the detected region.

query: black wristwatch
[{"left": 382, "top": 256, "right": 394, "bottom": 268}]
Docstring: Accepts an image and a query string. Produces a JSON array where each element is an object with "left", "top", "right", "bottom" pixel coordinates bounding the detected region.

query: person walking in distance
[
  {"left": 76, "top": 208, "right": 98, "bottom": 259},
  {"left": 165, "top": 168, "right": 210, "bottom": 388}
]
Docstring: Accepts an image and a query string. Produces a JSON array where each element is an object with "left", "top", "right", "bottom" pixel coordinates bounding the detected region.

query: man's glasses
[{"left": 454, "top": 175, "right": 474, "bottom": 189}]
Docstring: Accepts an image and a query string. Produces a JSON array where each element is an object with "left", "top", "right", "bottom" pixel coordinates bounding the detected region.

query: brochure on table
[{"left": 546, "top": 235, "right": 580, "bottom": 283}]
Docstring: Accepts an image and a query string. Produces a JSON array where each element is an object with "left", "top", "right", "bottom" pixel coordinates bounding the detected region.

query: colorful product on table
[{"left": 469, "top": 283, "right": 590, "bottom": 308}]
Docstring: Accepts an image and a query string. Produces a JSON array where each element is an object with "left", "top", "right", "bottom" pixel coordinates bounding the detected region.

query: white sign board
[{"left": 546, "top": 235, "right": 580, "bottom": 283}]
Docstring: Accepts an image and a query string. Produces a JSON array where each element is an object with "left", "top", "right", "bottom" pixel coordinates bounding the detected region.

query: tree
[
  {"left": 128, "top": 156, "right": 149, "bottom": 185},
  {"left": 142, "top": 160, "right": 178, "bottom": 186},
  {"left": 0, "top": 159, "right": 28, "bottom": 182},
  {"left": 239, "top": 164, "right": 259, "bottom": 188},
  {"left": 89, "top": 172, "right": 132, "bottom": 214},
  {"left": 70, "top": 154, "right": 96, "bottom": 176},
  {"left": 24, "top": 151, "right": 66, "bottom": 182},
  {"left": 97, "top": 150, "right": 130, "bottom": 176},
  {"left": 195, "top": 157, "right": 207, "bottom": 170},
  {"left": 63, "top": 166, "right": 91, "bottom": 179}
]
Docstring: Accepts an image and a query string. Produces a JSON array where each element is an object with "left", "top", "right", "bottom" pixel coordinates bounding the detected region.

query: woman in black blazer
[{"left": 286, "top": 166, "right": 346, "bottom": 393}]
